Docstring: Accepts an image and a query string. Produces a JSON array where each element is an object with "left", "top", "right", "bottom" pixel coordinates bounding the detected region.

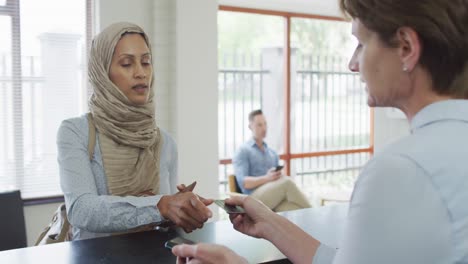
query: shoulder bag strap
[{"left": 87, "top": 113, "right": 96, "bottom": 161}]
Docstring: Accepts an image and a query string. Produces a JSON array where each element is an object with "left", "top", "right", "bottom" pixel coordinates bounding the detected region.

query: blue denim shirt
[{"left": 233, "top": 138, "right": 279, "bottom": 194}]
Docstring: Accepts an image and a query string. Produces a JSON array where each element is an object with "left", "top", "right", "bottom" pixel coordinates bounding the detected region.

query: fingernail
[{"left": 207, "top": 211, "right": 212, "bottom": 218}]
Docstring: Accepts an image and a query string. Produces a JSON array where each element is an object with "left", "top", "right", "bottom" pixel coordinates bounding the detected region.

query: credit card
[{"left": 214, "top": 199, "right": 246, "bottom": 214}]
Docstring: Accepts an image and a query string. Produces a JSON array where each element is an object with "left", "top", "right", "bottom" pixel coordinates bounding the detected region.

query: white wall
[
  {"left": 174, "top": 0, "right": 219, "bottom": 200},
  {"left": 97, "top": 0, "right": 154, "bottom": 35},
  {"left": 24, "top": 202, "right": 62, "bottom": 246},
  {"left": 153, "top": 0, "right": 176, "bottom": 134}
]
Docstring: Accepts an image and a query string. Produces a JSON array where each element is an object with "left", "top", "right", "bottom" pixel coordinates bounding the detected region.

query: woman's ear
[{"left": 396, "top": 27, "right": 421, "bottom": 72}]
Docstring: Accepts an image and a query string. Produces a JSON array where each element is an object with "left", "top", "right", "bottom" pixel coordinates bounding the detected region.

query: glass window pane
[
  {"left": 0, "top": 0, "right": 87, "bottom": 199},
  {"left": 20, "top": 0, "right": 87, "bottom": 198},
  {"left": 218, "top": 11, "right": 285, "bottom": 159},
  {"left": 289, "top": 18, "right": 371, "bottom": 205},
  {"left": 218, "top": 11, "right": 286, "bottom": 194},
  {"left": 292, "top": 152, "right": 369, "bottom": 206},
  {"left": 290, "top": 18, "right": 370, "bottom": 154}
]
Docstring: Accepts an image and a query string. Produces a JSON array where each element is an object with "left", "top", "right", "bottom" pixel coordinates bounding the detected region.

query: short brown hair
[
  {"left": 340, "top": 0, "right": 468, "bottom": 97},
  {"left": 248, "top": 109, "right": 263, "bottom": 123}
]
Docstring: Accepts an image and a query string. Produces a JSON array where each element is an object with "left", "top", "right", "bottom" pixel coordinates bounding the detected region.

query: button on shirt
[
  {"left": 233, "top": 138, "right": 279, "bottom": 194},
  {"left": 313, "top": 100, "right": 468, "bottom": 264}
]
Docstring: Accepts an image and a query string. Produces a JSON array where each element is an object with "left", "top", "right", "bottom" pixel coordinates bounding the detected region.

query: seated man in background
[{"left": 233, "top": 109, "right": 311, "bottom": 212}]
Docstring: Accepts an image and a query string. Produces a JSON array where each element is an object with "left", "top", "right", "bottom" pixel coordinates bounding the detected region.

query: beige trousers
[{"left": 251, "top": 176, "right": 311, "bottom": 212}]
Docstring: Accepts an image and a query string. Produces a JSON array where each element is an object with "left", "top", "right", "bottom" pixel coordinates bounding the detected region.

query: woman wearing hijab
[
  {"left": 57, "top": 22, "right": 212, "bottom": 241},
  {"left": 172, "top": 0, "right": 468, "bottom": 263}
]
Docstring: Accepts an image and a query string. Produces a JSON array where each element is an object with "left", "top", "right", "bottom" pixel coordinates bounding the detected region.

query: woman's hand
[
  {"left": 229, "top": 196, "right": 320, "bottom": 264},
  {"left": 177, "top": 181, "right": 213, "bottom": 206},
  {"left": 158, "top": 191, "right": 213, "bottom": 233},
  {"left": 177, "top": 181, "right": 197, "bottom": 193},
  {"left": 172, "top": 243, "right": 248, "bottom": 264},
  {"left": 226, "top": 195, "right": 277, "bottom": 239}
]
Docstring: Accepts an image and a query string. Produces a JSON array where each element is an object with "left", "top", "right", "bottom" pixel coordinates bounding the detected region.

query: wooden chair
[{"left": 227, "top": 174, "right": 244, "bottom": 195}]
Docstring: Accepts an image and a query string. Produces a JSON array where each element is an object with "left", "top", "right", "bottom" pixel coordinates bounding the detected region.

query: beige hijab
[{"left": 88, "top": 22, "right": 162, "bottom": 196}]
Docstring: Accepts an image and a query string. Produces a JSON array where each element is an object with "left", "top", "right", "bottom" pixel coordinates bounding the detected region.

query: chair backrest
[
  {"left": 228, "top": 174, "right": 242, "bottom": 193},
  {"left": 0, "top": 190, "right": 27, "bottom": 251}
]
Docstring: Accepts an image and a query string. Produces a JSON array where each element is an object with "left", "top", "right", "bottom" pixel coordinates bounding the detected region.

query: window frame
[
  {"left": 217, "top": 5, "right": 374, "bottom": 186},
  {"left": 0, "top": 0, "right": 94, "bottom": 204}
]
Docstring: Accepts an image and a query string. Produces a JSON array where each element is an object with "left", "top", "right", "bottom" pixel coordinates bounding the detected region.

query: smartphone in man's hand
[{"left": 274, "top": 165, "right": 284, "bottom": 172}]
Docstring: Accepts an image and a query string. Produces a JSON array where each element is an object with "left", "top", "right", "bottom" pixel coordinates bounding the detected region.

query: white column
[
  {"left": 174, "top": 0, "right": 219, "bottom": 201},
  {"left": 153, "top": 0, "right": 175, "bottom": 133}
]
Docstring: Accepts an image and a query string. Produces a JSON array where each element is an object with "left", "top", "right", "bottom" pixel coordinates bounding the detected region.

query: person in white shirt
[{"left": 171, "top": 0, "right": 468, "bottom": 263}]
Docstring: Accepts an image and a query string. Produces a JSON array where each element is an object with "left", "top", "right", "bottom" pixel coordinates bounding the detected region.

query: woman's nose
[
  {"left": 348, "top": 57, "right": 359, "bottom": 72},
  {"left": 134, "top": 64, "right": 146, "bottom": 79}
]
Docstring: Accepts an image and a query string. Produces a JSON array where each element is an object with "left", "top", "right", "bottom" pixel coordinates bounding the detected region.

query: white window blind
[{"left": 0, "top": 0, "right": 92, "bottom": 199}]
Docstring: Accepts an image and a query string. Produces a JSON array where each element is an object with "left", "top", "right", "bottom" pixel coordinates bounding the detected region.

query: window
[
  {"left": 0, "top": 0, "right": 92, "bottom": 199},
  {"left": 290, "top": 18, "right": 371, "bottom": 197},
  {"left": 217, "top": 11, "right": 285, "bottom": 193},
  {"left": 217, "top": 7, "right": 373, "bottom": 201}
]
